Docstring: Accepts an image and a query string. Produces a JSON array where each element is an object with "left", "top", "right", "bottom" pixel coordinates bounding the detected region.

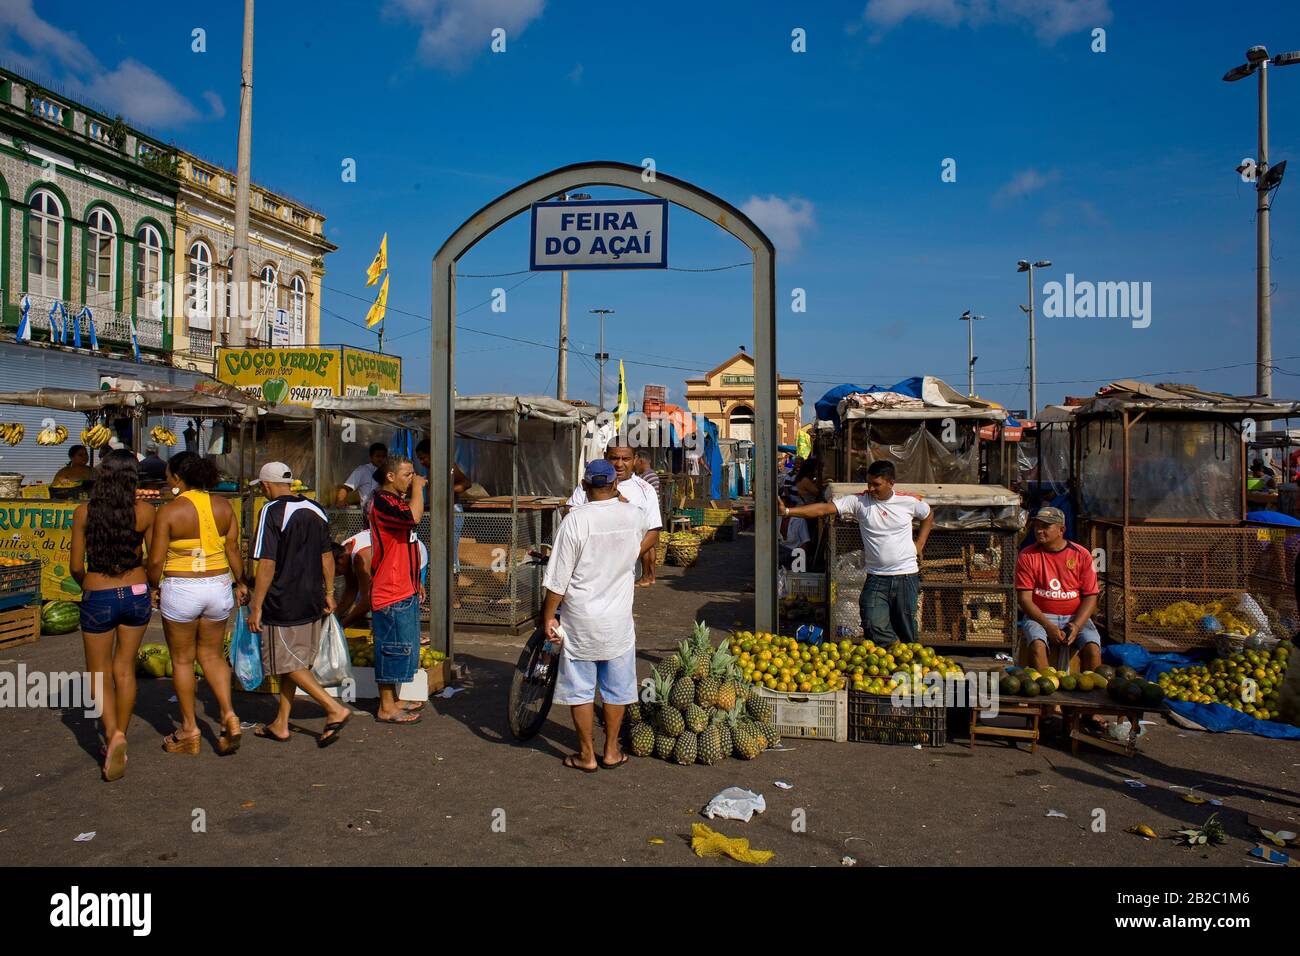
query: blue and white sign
[{"left": 530, "top": 198, "right": 668, "bottom": 271}]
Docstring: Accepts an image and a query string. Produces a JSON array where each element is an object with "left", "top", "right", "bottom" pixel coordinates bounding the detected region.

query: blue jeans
[
  {"left": 372, "top": 594, "right": 421, "bottom": 684},
  {"left": 80, "top": 584, "right": 152, "bottom": 633},
  {"left": 858, "top": 574, "right": 920, "bottom": 645}
]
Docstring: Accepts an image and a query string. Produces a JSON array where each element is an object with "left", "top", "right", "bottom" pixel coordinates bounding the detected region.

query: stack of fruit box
[{"left": 0, "top": 559, "right": 42, "bottom": 651}]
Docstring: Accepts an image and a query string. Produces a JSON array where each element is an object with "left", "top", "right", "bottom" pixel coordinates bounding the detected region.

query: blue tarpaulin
[
  {"left": 701, "top": 417, "right": 723, "bottom": 499},
  {"left": 814, "top": 377, "right": 925, "bottom": 430},
  {"left": 1248, "top": 510, "right": 1300, "bottom": 527},
  {"left": 1103, "top": 644, "right": 1300, "bottom": 739}
]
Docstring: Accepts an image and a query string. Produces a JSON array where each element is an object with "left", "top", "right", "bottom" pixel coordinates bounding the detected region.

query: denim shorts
[
  {"left": 80, "top": 583, "right": 153, "bottom": 633},
  {"left": 553, "top": 645, "right": 639, "bottom": 706},
  {"left": 1021, "top": 613, "right": 1101, "bottom": 647},
  {"left": 372, "top": 594, "right": 421, "bottom": 684}
]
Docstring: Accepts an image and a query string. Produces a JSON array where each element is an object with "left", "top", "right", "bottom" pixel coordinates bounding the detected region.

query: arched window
[
  {"left": 26, "top": 189, "right": 63, "bottom": 297},
  {"left": 187, "top": 241, "right": 212, "bottom": 329},
  {"left": 85, "top": 207, "right": 115, "bottom": 310},
  {"left": 257, "top": 265, "right": 277, "bottom": 341},
  {"left": 134, "top": 224, "right": 163, "bottom": 319},
  {"left": 290, "top": 275, "right": 306, "bottom": 345},
  {"left": 729, "top": 404, "right": 754, "bottom": 442}
]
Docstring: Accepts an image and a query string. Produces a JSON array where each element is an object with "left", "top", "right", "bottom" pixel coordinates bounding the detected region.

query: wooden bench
[{"left": 969, "top": 700, "right": 1042, "bottom": 753}]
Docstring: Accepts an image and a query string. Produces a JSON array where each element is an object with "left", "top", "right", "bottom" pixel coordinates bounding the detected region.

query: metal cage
[{"left": 1081, "top": 517, "right": 1299, "bottom": 651}]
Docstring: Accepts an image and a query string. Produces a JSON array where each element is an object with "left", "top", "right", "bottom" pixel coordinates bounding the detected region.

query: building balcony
[{"left": 9, "top": 291, "right": 166, "bottom": 352}]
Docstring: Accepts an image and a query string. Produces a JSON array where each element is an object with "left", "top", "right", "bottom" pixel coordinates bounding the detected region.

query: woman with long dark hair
[
  {"left": 69, "top": 449, "right": 157, "bottom": 782},
  {"left": 147, "top": 451, "right": 247, "bottom": 755}
]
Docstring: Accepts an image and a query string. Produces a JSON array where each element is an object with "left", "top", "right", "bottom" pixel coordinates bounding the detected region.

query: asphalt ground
[{"left": 1, "top": 531, "right": 1297, "bottom": 867}]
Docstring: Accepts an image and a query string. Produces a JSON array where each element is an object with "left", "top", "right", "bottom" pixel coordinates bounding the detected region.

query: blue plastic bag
[{"left": 229, "top": 606, "right": 264, "bottom": 691}]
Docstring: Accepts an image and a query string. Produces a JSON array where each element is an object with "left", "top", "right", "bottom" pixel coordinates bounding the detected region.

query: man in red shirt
[
  {"left": 1014, "top": 507, "right": 1102, "bottom": 673},
  {"left": 368, "top": 454, "right": 427, "bottom": 724}
]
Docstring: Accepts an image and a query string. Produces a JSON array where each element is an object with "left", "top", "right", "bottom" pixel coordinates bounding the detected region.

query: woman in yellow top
[
  {"left": 147, "top": 451, "right": 248, "bottom": 756},
  {"left": 69, "top": 449, "right": 157, "bottom": 782}
]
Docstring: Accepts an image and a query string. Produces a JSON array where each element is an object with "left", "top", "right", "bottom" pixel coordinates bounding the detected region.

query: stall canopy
[
  {"left": 0, "top": 380, "right": 280, "bottom": 418},
  {"left": 312, "top": 393, "right": 597, "bottom": 498},
  {"left": 815, "top": 376, "right": 1002, "bottom": 429}
]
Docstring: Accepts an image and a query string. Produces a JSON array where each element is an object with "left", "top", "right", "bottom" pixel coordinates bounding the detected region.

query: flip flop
[
  {"left": 376, "top": 712, "right": 421, "bottom": 725},
  {"left": 599, "top": 753, "right": 629, "bottom": 770},
  {"left": 564, "top": 754, "right": 599, "bottom": 773},
  {"left": 401, "top": 701, "right": 425, "bottom": 713},
  {"left": 253, "top": 724, "right": 291, "bottom": 743},
  {"left": 103, "top": 738, "right": 128, "bottom": 782},
  {"left": 318, "top": 713, "right": 352, "bottom": 748}
]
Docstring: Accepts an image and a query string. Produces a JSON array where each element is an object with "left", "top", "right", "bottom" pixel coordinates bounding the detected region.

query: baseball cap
[
  {"left": 1032, "top": 506, "right": 1065, "bottom": 526},
  {"left": 584, "top": 460, "right": 617, "bottom": 487},
  {"left": 251, "top": 461, "right": 294, "bottom": 485}
]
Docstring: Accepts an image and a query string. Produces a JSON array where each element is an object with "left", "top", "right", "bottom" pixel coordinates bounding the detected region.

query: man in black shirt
[
  {"left": 139, "top": 445, "right": 167, "bottom": 482},
  {"left": 248, "top": 461, "right": 352, "bottom": 747}
]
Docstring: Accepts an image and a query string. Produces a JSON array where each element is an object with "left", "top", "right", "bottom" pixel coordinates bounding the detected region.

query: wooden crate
[{"left": 0, "top": 605, "right": 41, "bottom": 651}]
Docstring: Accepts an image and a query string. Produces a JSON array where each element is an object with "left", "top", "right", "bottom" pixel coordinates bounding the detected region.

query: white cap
[{"left": 251, "top": 461, "right": 294, "bottom": 485}]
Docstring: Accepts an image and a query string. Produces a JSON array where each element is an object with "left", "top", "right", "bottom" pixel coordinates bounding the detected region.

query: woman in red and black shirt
[{"left": 368, "top": 454, "right": 427, "bottom": 723}]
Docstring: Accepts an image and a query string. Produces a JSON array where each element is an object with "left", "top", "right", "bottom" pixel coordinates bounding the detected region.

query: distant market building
[{"left": 684, "top": 350, "right": 803, "bottom": 445}]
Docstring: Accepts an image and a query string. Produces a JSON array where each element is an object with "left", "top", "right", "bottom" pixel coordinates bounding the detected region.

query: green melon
[
  {"left": 40, "top": 600, "right": 80, "bottom": 634},
  {"left": 1021, "top": 679, "right": 1040, "bottom": 697},
  {"left": 1000, "top": 675, "right": 1022, "bottom": 696},
  {"left": 1060, "top": 674, "right": 1078, "bottom": 692},
  {"left": 1036, "top": 677, "right": 1056, "bottom": 696}
]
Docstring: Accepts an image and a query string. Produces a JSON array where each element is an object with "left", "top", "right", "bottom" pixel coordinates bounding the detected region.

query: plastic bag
[
  {"left": 312, "top": 614, "right": 353, "bottom": 688},
  {"left": 229, "top": 606, "right": 263, "bottom": 692},
  {"left": 703, "top": 787, "right": 767, "bottom": 822}
]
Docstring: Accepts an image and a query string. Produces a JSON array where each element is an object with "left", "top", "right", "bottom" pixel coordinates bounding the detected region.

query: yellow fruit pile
[
  {"left": 36, "top": 424, "right": 68, "bottom": 446},
  {"left": 1156, "top": 641, "right": 1293, "bottom": 722},
  {"left": 728, "top": 631, "right": 963, "bottom": 696},
  {"left": 0, "top": 423, "right": 25, "bottom": 446},
  {"left": 80, "top": 424, "right": 112, "bottom": 449},
  {"left": 1136, "top": 599, "right": 1251, "bottom": 636}
]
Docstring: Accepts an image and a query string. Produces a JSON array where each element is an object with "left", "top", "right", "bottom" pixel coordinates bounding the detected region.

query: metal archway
[{"left": 429, "top": 161, "right": 777, "bottom": 657}]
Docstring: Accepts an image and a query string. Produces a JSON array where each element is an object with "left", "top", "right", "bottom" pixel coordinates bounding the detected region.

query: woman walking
[
  {"left": 147, "top": 452, "right": 247, "bottom": 755},
  {"left": 69, "top": 450, "right": 156, "bottom": 782}
]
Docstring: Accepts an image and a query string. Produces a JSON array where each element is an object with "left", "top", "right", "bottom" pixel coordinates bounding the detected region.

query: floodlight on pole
[
  {"left": 958, "top": 310, "right": 985, "bottom": 396},
  {"left": 1017, "top": 258, "right": 1051, "bottom": 417},
  {"left": 554, "top": 192, "right": 593, "bottom": 400},
  {"left": 590, "top": 308, "right": 615, "bottom": 410}
]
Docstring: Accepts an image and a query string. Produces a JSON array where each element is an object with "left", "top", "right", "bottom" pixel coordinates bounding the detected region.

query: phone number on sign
[{"left": 289, "top": 387, "right": 334, "bottom": 401}]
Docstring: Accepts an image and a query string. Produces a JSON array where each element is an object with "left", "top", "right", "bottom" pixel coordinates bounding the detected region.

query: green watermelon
[
  {"left": 40, "top": 600, "right": 80, "bottom": 634},
  {"left": 999, "top": 675, "right": 1022, "bottom": 696}
]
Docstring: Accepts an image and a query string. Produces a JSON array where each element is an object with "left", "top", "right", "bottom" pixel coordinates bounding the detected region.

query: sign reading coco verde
[
  {"left": 530, "top": 198, "right": 668, "bottom": 270},
  {"left": 216, "top": 346, "right": 402, "bottom": 407}
]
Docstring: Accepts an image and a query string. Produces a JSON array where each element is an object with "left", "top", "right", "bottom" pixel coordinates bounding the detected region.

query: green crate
[{"left": 846, "top": 689, "right": 947, "bottom": 746}]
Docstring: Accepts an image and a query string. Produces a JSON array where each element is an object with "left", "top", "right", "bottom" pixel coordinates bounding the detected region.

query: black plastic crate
[
  {"left": 0, "top": 559, "right": 41, "bottom": 610},
  {"left": 847, "top": 689, "right": 947, "bottom": 746}
]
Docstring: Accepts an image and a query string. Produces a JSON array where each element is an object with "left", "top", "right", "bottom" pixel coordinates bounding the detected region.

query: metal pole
[
  {"left": 230, "top": 0, "right": 254, "bottom": 347},
  {"left": 1258, "top": 60, "right": 1272, "bottom": 397},
  {"left": 1028, "top": 266, "right": 1038, "bottom": 418},
  {"left": 599, "top": 312, "right": 605, "bottom": 411},
  {"left": 966, "top": 315, "right": 975, "bottom": 396},
  {"left": 557, "top": 271, "right": 569, "bottom": 399}
]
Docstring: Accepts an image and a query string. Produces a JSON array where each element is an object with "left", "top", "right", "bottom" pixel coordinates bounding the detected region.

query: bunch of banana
[
  {"left": 80, "top": 424, "right": 112, "bottom": 449},
  {"left": 149, "top": 425, "right": 178, "bottom": 447},
  {"left": 36, "top": 424, "right": 68, "bottom": 446},
  {"left": 0, "top": 423, "right": 24, "bottom": 446}
]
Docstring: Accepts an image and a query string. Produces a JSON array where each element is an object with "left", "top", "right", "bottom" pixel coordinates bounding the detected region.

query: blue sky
[{"left": 4, "top": 0, "right": 1300, "bottom": 417}]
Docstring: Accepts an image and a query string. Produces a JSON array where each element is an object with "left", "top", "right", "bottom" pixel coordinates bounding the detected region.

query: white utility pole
[{"left": 231, "top": 0, "right": 254, "bottom": 346}]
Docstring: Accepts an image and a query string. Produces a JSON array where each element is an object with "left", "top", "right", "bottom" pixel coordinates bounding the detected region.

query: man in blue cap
[{"left": 543, "top": 459, "right": 649, "bottom": 771}]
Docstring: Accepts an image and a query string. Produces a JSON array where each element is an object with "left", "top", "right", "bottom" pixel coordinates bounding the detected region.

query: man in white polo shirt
[
  {"left": 780, "top": 459, "right": 934, "bottom": 644},
  {"left": 567, "top": 442, "right": 661, "bottom": 587},
  {"left": 544, "top": 460, "right": 648, "bottom": 772}
]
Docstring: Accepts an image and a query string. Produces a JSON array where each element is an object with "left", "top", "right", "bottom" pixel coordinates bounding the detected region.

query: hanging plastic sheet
[{"left": 846, "top": 421, "right": 979, "bottom": 484}]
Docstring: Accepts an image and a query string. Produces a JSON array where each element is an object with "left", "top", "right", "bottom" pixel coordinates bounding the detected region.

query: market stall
[
  {"left": 0, "top": 381, "right": 282, "bottom": 605},
  {"left": 1070, "top": 381, "right": 1300, "bottom": 651},
  {"left": 311, "top": 393, "right": 595, "bottom": 639}
]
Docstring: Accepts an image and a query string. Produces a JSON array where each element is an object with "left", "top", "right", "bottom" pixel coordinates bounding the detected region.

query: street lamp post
[
  {"left": 959, "top": 310, "right": 984, "bottom": 396},
  {"left": 1017, "top": 259, "right": 1052, "bottom": 418},
  {"left": 1224, "top": 45, "right": 1300, "bottom": 398},
  {"left": 590, "top": 308, "right": 614, "bottom": 410}
]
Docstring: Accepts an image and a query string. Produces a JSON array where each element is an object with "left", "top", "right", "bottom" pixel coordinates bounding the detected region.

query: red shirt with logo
[
  {"left": 1014, "top": 541, "right": 1098, "bottom": 615},
  {"left": 368, "top": 490, "right": 420, "bottom": 611}
]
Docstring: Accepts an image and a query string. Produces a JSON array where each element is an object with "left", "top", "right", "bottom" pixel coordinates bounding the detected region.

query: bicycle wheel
[{"left": 507, "top": 629, "right": 558, "bottom": 741}]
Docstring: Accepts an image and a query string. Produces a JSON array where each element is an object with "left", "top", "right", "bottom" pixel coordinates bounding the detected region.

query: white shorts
[
  {"left": 553, "top": 645, "right": 639, "bottom": 706},
  {"left": 160, "top": 574, "right": 235, "bottom": 624}
]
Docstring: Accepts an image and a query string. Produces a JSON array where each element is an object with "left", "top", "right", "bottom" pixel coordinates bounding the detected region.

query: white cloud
[
  {"left": 992, "top": 168, "right": 1060, "bottom": 206},
  {"left": 740, "top": 195, "right": 816, "bottom": 256},
  {"left": 386, "top": 0, "right": 546, "bottom": 71},
  {"left": 0, "top": 0, "right": 204, "bottom": 126},
  {"left": 860, "top": 0, "right": 1112, "bottom": 43},
  {"left": 202, "top": 91, "right": 225, "bottom": 120}
]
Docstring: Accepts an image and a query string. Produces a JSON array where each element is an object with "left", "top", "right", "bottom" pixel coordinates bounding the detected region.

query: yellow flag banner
[
  {"left": 614, "top": 359, "right": 628, "bottom": 432},
  {"left": 366, "top": 273, "right": 389, "bottom": 328},
  {"left": 366, "top": 233, "right": 388, "bottom": 286}
]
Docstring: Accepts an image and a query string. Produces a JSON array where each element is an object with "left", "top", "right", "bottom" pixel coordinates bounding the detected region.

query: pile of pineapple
[{"left": 628, "top": 621, "right": 779, "bottom": 765}]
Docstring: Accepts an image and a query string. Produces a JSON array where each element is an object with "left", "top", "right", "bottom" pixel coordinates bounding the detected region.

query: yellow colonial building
[
  {"left": 169, "top": 153, "right": 336, "bottom": 375},
  {"left": 684, "top": 351, "right": 803, "bottom": 444}
]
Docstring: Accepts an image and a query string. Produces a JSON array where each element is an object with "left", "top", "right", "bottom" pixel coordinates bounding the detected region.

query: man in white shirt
[
  {"left": 780, "top": 460, "right": 934, "bottom": 644},
  {"left": 544, "top": 460, "right": 648, "bottom": 772},
  {"left": 334, "top": 442, "right": 388, "bottom": 509},
  {"left": 566, "top": 443, "right": 661, "bottom": 587}
]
